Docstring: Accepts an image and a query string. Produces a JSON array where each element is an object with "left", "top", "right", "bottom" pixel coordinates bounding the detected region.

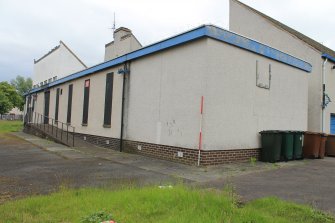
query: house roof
[
  {"left": 233, "top": 0, "right": 335, "bottom": 58},
  {"left": 26, "top": 24, "right": 311, "bottom": 95},
  {"left": 34, "top": 41, "right": 87, "bottom": 68}
]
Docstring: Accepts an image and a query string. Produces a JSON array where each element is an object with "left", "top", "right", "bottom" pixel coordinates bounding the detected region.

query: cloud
[{"left": 0, "top": 0, "right": 334, "bottom": 82}]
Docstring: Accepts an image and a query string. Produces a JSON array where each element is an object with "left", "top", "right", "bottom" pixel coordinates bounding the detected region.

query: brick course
[
  {"left": 74, "top": 133, "right": 260, "bottom": 166},
  {"left": 74, "top": 132, "right": 120, "bottom": 151},
  {"left": 25, "top": 127, "right": 260, "bottom": 166}
]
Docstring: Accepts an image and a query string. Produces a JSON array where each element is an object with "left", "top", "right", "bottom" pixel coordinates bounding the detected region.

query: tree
[
  {"left": 11, "top": 75, "right": 32, "bottom": 95},
  {"left": 0, "top": 91, "right": 13, "bottom": 115},
  {"left": 10, "top": 75, "right": 32, "bottom": 111},
  {"left": 0, "top": 81, "right": 23, "bottom": 114}
]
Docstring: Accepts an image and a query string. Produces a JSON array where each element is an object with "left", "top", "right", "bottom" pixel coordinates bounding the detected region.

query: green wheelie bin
[
  {"left": 293, "top": 131, "right": 304, "bottom": 159},
  {"left": 260, "top": 131, "right": 282, "bottom": 162},
  {"left": 281, "top": 131, "right": 294, "bottom": 161}
]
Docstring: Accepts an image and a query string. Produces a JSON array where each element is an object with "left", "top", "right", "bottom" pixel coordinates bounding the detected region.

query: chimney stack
[{"left": 104, "top": 27, "right": 142, "bottom": 61}]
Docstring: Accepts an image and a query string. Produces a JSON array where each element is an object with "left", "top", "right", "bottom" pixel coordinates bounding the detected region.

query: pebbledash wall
[{"left": 25, "top": 25, "right": 311, "bottom": 165}]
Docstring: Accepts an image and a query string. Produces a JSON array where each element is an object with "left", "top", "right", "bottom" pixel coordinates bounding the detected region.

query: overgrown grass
[
  {"left": 0, "top": 120, "right": 23, "bottom": 133},
  {"left": 0, "top": 186, "right": 333, "bottom": 223}
]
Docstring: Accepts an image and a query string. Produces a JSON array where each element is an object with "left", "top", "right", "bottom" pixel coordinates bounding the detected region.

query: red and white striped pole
[{"left": 197, "top": 96, "right": 204, "bottom": 166}]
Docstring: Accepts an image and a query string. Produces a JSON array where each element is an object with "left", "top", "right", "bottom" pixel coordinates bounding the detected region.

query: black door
[{"left": 44, "top": 91, "right": 50, "bottom": 124}]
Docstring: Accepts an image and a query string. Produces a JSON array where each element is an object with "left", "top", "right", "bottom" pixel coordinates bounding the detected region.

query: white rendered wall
[
  {"left": 125, "top": 38, "right": 308, "bottom": 150},
  {"left": 202, "top": 39, "right": 308, "bottom": 150},
  {"left": 324, "top": 61, "right": 335, "bottom": 133},
  {"left": 125, "top": 40, "right": 207, "bottom": 149},
  {"left": 229, "top": 0, "right": 323, "bottom": 132},
  {"left": 33, "top": 67, "right": 123, "bottom": 138},
  {"left": 33, "top": 43, "right": 86, "bottom": 86},
  {"left": 30, "top": 37, "right": 308, "bottom": 151}
]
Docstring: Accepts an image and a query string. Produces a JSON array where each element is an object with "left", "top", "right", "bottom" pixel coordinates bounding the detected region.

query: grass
[
  {"left": 0, "top": 120, "right": 23, "bottom": 133},
  {"left": 0, "top": 186, "right": 333, "bottom": 223}
]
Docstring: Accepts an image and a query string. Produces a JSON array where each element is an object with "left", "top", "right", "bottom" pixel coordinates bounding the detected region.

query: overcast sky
[{"left": 1, "top": 0, "right": 334, "bottom": 82}]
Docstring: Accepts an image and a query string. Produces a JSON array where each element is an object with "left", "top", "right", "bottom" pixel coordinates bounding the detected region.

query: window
[
  {"left": 48, "top": 78, "right": 52, "bottom": 83},
  {"left": 82, "top": 79, "right": 90, "bottom": 125},
  {"left": 53, "top": 76, "right": 57, "bottom": 81},
  {"left": 67, "top": 84, "right": 73, "bottom": 124},
  {"left": 103, "top": 73, "right": 114, "bottom": 127},
  {"left": 40, "top": 82, "right": 43, "bottom": 86}
]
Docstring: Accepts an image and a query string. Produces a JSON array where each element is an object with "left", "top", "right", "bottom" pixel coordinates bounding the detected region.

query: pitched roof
[{"left": 233, "top": 0, "right": 335, "bottom": 58}]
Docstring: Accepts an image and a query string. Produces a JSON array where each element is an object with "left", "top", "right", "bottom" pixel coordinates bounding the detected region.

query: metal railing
[
  {"left": 25, "top": 111, "right": 75, "bottom": 147},
  {"left": 1, "top": 114, "right": 23, "bottom": 120}
]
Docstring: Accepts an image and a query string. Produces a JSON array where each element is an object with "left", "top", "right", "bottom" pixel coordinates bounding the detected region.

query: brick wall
[
  {"left": 26, "top": 128, "right": 260, "bottom": 166},
  {"left": 74, "top": 132, "right": 120, "bottom": 151},
  {"left": 123, "top": 140, "right": 260, "bottom": 165}
]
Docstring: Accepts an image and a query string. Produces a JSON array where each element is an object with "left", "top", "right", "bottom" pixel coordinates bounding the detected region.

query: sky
[{"left": 1, "top": 0, "right": 335, "bottom": 82}]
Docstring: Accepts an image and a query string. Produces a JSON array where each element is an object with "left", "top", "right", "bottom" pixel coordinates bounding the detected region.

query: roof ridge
[
  {"left": 34, "top": 44, "right": 60, "bottom": 64},
  {"left": 59, "top": 41, "right": 87, "bottom": 68},
  {"left": 34, "top": 41, "right": 87, "bottom": 68},
  {"left": 233, "top": 0, "right": 335, "bottom": 58}
]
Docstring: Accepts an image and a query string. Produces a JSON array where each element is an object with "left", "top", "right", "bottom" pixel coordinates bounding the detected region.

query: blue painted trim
[
  {"left": 322, "top": 53, "right": 335, "bottom": 63},
  {"left": 205, "top": 26, "right": 312, "bottom": 73},
  {"left": 27, "top": 25, "right": 311, "bottom": 95}
]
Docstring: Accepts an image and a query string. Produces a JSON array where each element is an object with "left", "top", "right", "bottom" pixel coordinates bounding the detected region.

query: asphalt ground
[{"left": 1, "top": 132, "right": 335, "bottom": 215}]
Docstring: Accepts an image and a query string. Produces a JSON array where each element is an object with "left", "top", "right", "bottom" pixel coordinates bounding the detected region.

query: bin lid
[
  {"left": 259, "top": 130, "right": 281, "bottom": 134},
  {"left": 304, "top": 131, "right": 326, "bottom": 136},
  {"left": 291, "top": 131, "right": 305, "bottom": 134}
]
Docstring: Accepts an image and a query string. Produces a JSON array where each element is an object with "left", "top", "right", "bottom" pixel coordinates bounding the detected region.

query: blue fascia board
[
  {"left": 205, "top": 26, "right": 312, "bottom": 73},
  {"left": 27, "top": 25, "right": 311, "bottom": 95},
  {"left": 322, "top": 53, "right": 335, "bottom": 63}
]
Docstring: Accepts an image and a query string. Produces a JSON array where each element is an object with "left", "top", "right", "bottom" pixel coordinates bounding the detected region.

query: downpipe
[{"left": 119, "top": 62, "right": 130, "bottom": 152}]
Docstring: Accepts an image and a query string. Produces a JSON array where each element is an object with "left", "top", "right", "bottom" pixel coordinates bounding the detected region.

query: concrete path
[
  {"left": 12, "top": 132, "right": 298, "bottom": 184},
  {"left": 2, "top": 132, "right": 335, "bottom": 215},
  {"left": 231, "top": 158, "right": 335, "bottom": 214}
]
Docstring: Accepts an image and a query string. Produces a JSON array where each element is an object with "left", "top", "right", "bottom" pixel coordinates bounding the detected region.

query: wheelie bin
[
  {"left": 292, "top": 131, "right": 304, "bottom": 159},
  {"left": 326, "top": 134, "right": 335, "bottom": 156},
  {"left": 260, "top": 131, "right": 282, "bottom": 162},
  {"left": 303, "top": 132, "right": 327, "bottom": 159},
  {"left": 281, "top": 131, "right": 294, "bottom": 161},
  {"left": 319, "top": 134, "right": 327, "bottom": 159}
]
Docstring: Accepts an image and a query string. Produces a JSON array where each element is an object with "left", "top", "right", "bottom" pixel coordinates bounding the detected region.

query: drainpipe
[
  {"left": 322, "top": 58, "right": 328, "bottom": 133},
  {"left": 119, "top": 62, "right": 130, "bottom": 152}
]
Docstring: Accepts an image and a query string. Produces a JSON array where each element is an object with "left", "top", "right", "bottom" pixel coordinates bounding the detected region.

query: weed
[
  {"left": 250, "top": 157, "right": 257, "bottom": 166},
  {"left": 81, "top": 210, "right": 114, "bottom": 223},
  {"left": 272, "top": 163, "right": 280, "bottom": 169},
  {"left": 0, "top": 186, "right": 333, "bottom": 222}
]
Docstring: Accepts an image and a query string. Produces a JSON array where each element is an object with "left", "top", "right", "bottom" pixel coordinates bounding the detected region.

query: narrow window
[
  {"left": 27, "top": 95, "right": 32, "bottom": 122},
  {"left": 82, "top": 79, "right": 90, "bottom": 125},
  {"left": 55, "top": 88, "right": 60, "bottom": 122},
  {"left": 44, "top": 91, "right": 50, "bottom": 124},
  {"left": 32, "top": 96, "right": 35, "bottom": 112},
  {"left": 67, "top": 84, "right": 73, "bottom": 124},
  {"left": 103, "top": 73, "right": 114, "bottom": 127}
]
